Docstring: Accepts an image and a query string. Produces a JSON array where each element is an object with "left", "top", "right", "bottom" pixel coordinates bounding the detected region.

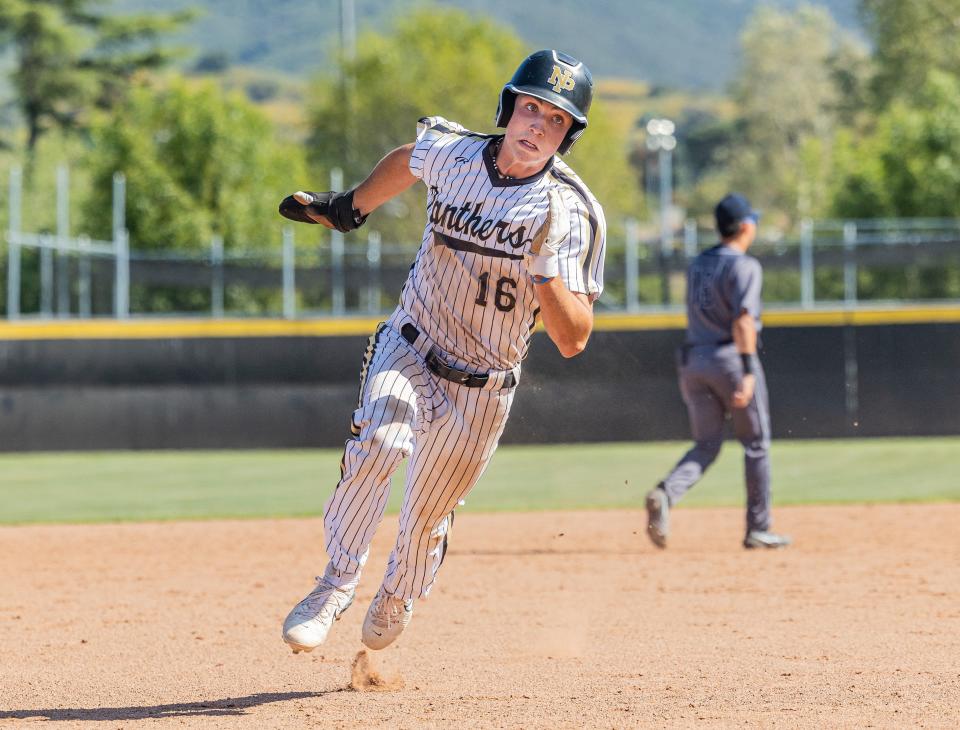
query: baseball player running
[
  {"left": 645, "top": 194, "right": 791, "bottom": 550},
  {"left": 279, "top": 50, "right": 606, "bottom": 652}
]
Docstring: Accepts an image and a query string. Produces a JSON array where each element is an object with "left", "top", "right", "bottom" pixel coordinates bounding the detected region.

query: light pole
[
  {"left": 645, "top": 118, "right": 676, "bottom": 306},
  {"left": 339, "top": 0, "right": 356, "bottom": 177},
  {"left": 339, "top": 0, "right": 356, "bottom": 65}
]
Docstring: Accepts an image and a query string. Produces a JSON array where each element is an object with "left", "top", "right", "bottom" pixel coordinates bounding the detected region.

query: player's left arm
[
  {"left": 730, "top": 259, "right": 763, "bottom": 409},
  {"left": 731, "top": 312, "right": 758, "bottom": 408}
]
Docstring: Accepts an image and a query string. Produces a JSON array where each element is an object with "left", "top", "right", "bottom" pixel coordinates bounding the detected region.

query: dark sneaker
[
  {"left": 743, "top": 530, "right": 792, "bottom": 549},
  {"left": 645, "top": 487, "right": 669, "bottom": 549}
]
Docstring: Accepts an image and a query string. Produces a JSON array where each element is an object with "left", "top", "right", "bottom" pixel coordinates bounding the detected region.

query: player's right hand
[
  {"left": 279, "top": 191, "right": 335, "bottom": 227},
  {"left": 731, "top": 374, "right": 756, "bottom": 409},
  {"left": 278, "top": 190, "right": 367, "bottom": 232}
]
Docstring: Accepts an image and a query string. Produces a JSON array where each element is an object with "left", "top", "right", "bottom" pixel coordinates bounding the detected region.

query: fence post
[
  {"left": 282, "top": 226, "right": 295, "bottom": 319},
  {"left": 330, "top": 167, "right": 345, "bottom": 315},
  {"left": 56, "top": 164, "right": 70, "bottom": 318},
  {"left": 800, "top": 218, "right": 814, "bottom": 310},
  {"left": 658, "top": 145, "right": 674, "bottom": 306},
  {"left": 112, "top": 173, "right": 129, "bottom": 318},
  {"left": 210, "top": 235, "right": 224, "bottom": 318},
  {"left": 843, "top": 221, "right": 858, "bottom": 307},
  {"left": 40, "top": 235, "right": 53, "bottom": 317},
  {"left": 112, "top": 172, "right": 126, "bottom": 235},
  {"left": 657, "top": 245, "right": 671, "bottom": 306},
  {"left": 114, "top": 229, "right": 129, "bottom": 318},
  {"left": 366, "top": 229, "right": 381, "bottom": 314},
  {"left": 6, "top": 166, "right": 22, "bottom": 319},
  {"left": 683, "top": 218, "right": 698, "bottom": 259},
  {"left": 78, "top": 235, "right": 91, "bottom": 318},
  {"left": 624, "top": 218, "right": 639, "bottom": 312}
]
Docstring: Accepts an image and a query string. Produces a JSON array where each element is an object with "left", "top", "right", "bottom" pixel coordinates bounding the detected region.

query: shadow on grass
[{"left": 0, "top": 690, "right": 346, "bottom": 721}]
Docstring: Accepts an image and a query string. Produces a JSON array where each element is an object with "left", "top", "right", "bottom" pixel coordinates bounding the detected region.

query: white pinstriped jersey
[{"left": 404, "top": 116, "right": 606, "bottom": 372}]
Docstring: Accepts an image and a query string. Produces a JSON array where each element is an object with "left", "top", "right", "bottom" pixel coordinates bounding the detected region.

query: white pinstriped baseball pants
[{"left": 322, "top": 316, "right": 516, "bottom": 600}]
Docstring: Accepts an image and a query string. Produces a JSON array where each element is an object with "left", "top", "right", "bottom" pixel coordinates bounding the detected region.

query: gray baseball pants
[{"left": 660, "top": 344, "right": 772, "bottom": 531}]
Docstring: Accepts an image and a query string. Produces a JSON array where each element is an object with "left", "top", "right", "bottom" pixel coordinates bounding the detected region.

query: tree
[
  {"left": 81, "top": 78, "right": 310, "bottom": 312},
  {"left": 860, "top": 0, "right": 960, "bottom": 107},
  {"left": 721, "top": 3, "right": 861, "bottom": 226},
  {"left": 827, "top": 34, "right": 874, "bottom": 130},
  {"left": 0, "top": 0, "right": 192, "bottom": 154},
  {"left": 831, "top": 71, "right": 960, "bottom": 218},
  {"left": 306, "top": 7, "right": 639, "bottom": 243},
  {"left": 83, "top": 79, "right": 307, "bottom": 251}
]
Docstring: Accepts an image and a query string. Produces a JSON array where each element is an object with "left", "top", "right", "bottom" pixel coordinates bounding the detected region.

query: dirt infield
[{"left": 1, "top": 504, "right": 958, "bottom": 728}]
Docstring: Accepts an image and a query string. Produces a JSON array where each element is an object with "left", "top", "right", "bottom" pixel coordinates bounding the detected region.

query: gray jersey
[
  {"left": 685, "top": 244, "right": 763, "bottom": 345},
  {"left": 657, "top": 242, "right": 772, "bottom": 533}
]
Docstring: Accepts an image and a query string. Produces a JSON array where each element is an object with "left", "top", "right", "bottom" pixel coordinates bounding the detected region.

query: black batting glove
[{"left": 278, "top": 189, "right": 367, "bottom": 232}]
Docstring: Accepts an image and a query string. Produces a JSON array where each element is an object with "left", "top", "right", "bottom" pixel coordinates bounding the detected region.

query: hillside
[{"left": 113, "top": 0, "right": 862, "bottom": 89}]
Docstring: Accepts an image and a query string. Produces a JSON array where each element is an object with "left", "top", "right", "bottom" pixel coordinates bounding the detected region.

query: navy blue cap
[{"left": 715, "top": 193, "right": 759, "bottom": 237}]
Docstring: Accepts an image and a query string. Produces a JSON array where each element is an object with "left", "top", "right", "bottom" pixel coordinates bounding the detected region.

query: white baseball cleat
[
  {"left": 361, "top": 587, "right": 414, "bottom": 650},
  {"left": 743, "top": 530, "right": 792, "bottom": 549},
  {"left": 282, "top": 575, "right": 355, "bottom": 653}
]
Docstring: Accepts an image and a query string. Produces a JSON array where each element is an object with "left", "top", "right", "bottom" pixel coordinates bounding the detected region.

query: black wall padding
[{"left": 0, "top": 322, "right": 957, "bottom": 451}]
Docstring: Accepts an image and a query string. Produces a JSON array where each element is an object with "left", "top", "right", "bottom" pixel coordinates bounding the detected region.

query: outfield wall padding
[{"left": 0, "top": 321, "right": 957, "bottom": 450}]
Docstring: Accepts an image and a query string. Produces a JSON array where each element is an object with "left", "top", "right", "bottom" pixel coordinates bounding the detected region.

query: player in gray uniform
[
  {"left": 277, "top": 50, "right": 606, "bottom": 652},
  {"left": 645, "top": 193, "right": 791, "bottom": 550}
]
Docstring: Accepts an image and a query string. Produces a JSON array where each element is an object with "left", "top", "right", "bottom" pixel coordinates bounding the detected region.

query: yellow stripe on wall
[
  {"left": 0, "top": 317, "right": 385, "bottom": 340},
  {"left": 0, "top": 305, "right": 958, "bottom": 340},
  {"left": 593, "top": 305, "right": 960, "bottom": 331},
  {"left": 592, "top": 312, "right": 687, "bottom": 331}
]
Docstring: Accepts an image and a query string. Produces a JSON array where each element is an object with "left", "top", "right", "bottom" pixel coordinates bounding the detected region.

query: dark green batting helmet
[{"left": 495, "top": 50, "right": 593, "bottom": 155}]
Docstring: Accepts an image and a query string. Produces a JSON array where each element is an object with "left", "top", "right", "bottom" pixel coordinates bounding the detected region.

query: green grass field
[{"left": 0, "top": 438, "right": 957, "bottom": 525}]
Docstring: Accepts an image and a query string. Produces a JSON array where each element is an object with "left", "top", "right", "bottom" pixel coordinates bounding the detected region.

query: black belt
[
  {"left": 683, "top": 338, "right": 733, "bottom": 349},
  {"left": 400, "top": 323, "right": 516, "bottom": 389},
  {"left": 680, "top": 338, "right": 734, "bottom": 366}
]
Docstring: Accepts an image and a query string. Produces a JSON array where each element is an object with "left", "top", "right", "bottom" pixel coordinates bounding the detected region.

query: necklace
[{"left": 491, "top": 139, "right": 514, "bottom": 180}]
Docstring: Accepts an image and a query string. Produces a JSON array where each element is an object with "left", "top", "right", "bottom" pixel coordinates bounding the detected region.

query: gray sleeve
[{"left": 729, "top": 258, "right": 763, "bottom": 318}]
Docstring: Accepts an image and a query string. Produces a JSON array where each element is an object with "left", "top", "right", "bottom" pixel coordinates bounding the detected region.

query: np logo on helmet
[{"left": 548, "top": 65, "right": 576, "bottom": 93}]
